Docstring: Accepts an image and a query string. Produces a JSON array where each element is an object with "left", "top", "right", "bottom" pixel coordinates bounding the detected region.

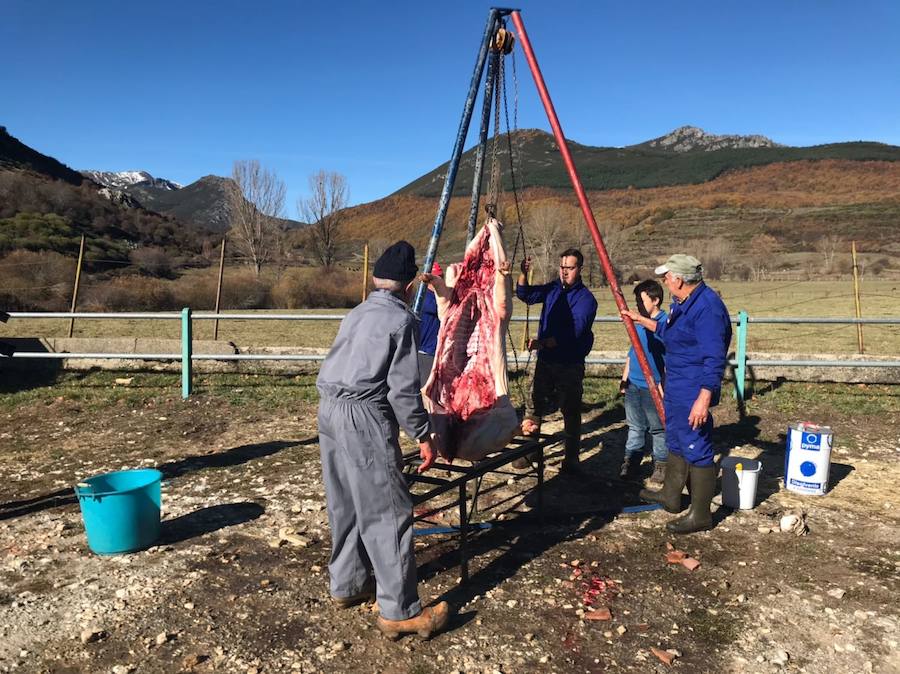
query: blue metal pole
[
  {"left": 412, "top": 8, "right": 500, "bottom": 315},
  {"left": 466, "top": 49, "right": 500, "bottom": 244},
  {"left": 735, "top": 310, "right": 748, "bottom": 404},
  {"left": 181, "top": 307, "right": 192, "bottom": 399}
]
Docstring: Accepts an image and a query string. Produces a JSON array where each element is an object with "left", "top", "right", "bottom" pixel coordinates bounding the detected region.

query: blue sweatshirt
[
  {"left": 516, "top": 279, "right": 598, "bottom": 364},
  {"left": 655, "top": 283, "right": 732, "bottom": 407},
  {"left": 418, "top": 290, "right": 440, "bottom": 356},
  {"left": 627, "top": 310, "right": 667, "bottom": 388}
]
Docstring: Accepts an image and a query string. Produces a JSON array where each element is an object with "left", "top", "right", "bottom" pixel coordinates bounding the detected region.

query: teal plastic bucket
[{"left": 74, "top": 469, "right": 162, "bottom": 555}]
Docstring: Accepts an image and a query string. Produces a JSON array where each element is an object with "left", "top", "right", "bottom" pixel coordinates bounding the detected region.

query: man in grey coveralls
[{"left": 316, "top": 240, "right": 449, "bottom": 639}]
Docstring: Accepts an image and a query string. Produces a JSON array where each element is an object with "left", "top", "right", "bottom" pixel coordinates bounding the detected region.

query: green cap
[{"left": 655, "top": 254, "right": 702, "bottom": 277}]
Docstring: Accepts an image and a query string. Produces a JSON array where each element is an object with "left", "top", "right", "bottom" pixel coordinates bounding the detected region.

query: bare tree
[
  {"left": 815, "top": 233, "right": 842, "bottom": 274},
  {"left": 227, "top": 160, "right": 286, "bottom": 276},
  {"left": 526, "top": 203, "right": 565, "bottom": 282},
  {"left": 299, "top": 170, "right": 349, "bottom": 268},
  {"left": 749, "top": 233, "right": 780, "bottom": 281}
]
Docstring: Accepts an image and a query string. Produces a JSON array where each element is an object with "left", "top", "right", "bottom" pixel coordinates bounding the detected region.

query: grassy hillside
[
  {"left": 397, "top": 129, "right": 900, "bottom": 197},
  {"left": 343, "top": 159, "right": 900, "bottom": 277},
  {"left": 0, "top": 127, "right": 84, "bottom": 185}
]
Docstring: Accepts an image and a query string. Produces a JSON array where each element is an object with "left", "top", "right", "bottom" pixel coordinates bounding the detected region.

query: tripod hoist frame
[{"left": 404, "top": 8, "right": 665, "bottom": 584}]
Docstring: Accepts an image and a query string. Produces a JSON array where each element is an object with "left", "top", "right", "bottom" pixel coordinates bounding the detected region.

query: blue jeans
[{"left": 623, "top": 384, "right": 667, "bottom": 463}]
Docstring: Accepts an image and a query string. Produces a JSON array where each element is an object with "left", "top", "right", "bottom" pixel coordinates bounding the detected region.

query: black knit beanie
[{"left": 373, "top": 240, "right": 418, "bottom": 282}]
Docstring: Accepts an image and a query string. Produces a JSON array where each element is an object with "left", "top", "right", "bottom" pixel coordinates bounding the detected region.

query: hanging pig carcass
[{"left": 421, "top": 218, "right": 520, "bottom": 461}]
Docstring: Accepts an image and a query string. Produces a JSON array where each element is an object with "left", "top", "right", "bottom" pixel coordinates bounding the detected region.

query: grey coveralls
[{"left": 316, "top": 289, "right": 431, "bottom": 621}]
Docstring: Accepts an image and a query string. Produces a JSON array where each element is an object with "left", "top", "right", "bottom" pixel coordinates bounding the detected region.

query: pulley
[{"left": 491, "top": 27, "right": 515, "bottom": 55}]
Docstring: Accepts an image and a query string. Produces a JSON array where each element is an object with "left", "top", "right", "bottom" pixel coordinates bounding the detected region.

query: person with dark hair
[
  {"left": 618, "top": 280, "right": 667, "bottom": 482},
  {"left": 416, "top": 262, "right": 443, "bottom": 378},
  {"left": 622, "top": 254, "right": 732, "bottom": 534},
  {"left": 316, "top": 240, "right": 449, "bottom": 639},
  {"left": 515, "top": 247, "right": 598, "bottom": 474}
]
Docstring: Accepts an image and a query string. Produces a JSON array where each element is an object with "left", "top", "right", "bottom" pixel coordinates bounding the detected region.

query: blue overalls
[{"left": 655, "top": 283, "right": 732, "bottom": 467}]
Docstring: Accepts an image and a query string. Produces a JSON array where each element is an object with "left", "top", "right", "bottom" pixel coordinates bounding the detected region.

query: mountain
[
  {"left": 343, "top": 159, "right": 900, "bottom": 276},
  {"left": 0, "top": 127, "right": 215, "bottom": 260},
  {"left": 396, "top": 127, "right": 900, "bottom": 197},
  {"left": 638, "top": 125, "right": 782, "bottom": 152},
  {"left": 82, "top": 169, "right": 182, "bottom": 191},
  {"left": 0, "top": 126, "right": 85, "bottom": 185},
  {"left": 127, "top": 175, "right": 233, "bottom": 232}
]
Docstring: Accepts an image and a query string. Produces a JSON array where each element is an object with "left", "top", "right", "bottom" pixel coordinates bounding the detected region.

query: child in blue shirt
[{"left": 618, "top": 280, "right": 667, "bottom": 482}]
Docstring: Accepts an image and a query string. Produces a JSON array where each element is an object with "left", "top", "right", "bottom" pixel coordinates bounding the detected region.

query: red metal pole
[{"left": 510, "top": 11, "right": 665, "bottom": 423}]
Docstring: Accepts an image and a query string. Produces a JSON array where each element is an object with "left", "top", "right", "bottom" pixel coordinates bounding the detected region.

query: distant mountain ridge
[
  {"left": 396, "top": 126, "right": 900, "bottom": 197},
  {"left": 128, "top": 175, "right": 233, "bottom": 232},
  {"left": 639, "top": 125, "right": 782, "bottom": 152}
]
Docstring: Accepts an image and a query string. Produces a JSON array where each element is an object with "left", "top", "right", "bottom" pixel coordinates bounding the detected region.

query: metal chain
[
  {"left": 490, "top": 36, "right": 535, "bottom": 402},
  {"left": 487, "top": 50, "right": 504, "bottom": 214}
]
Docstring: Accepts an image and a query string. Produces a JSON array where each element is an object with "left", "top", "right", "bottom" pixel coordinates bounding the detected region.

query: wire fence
[{"left": 3, "top": 311, "right": 899, "bottom": 403}]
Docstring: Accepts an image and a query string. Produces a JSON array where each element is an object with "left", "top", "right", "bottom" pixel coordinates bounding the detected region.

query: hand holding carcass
[
  {"left": 417, "top": 434, "right": 439, "bottom": 473},
  {"left": 419, "top": 272, "right": 451, "bottom": 302}
]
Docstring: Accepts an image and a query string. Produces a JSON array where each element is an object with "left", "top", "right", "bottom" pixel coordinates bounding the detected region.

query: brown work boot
[
  {"left": 331, "top": 578, "right": 375, "bottom": 609},
  {"left": 511, "top": 456, "right": 533, "bottom": 470},
  {"left": 376, "top": 602, "right": 450, "bottom": 640}
]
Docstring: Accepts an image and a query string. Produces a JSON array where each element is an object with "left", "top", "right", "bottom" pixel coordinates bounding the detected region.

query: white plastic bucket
[
  {"left": 785, "top": 423, "right": 833, "bottom": 496},
  {"left": 721, "top": 457, "right": 761, "bottom": 510}
]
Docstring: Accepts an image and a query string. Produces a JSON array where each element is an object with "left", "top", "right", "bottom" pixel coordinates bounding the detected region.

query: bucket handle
[{"left": 74, "top": 482, "right": 120, "bottom": 498}]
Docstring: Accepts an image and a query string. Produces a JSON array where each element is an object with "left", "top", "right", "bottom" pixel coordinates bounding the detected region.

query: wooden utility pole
[
  {"left": 361, "top": 242, "right": 370, "bottom": 303},
  {"left": 851, "top": 240, "right": 864, "bottom": 353},
  {"left": 67, "top": 235, "right": 85, "bottom": 338},
  {"left": 213, "top": 238, "right": 226, "bottom": 340}
]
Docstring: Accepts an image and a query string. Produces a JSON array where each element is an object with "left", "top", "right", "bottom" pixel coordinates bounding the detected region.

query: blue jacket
[
  {"left": 627, "top": 310, "right": 667, "bottom": 388},
  {"left": 655, "top": 282, "right": 732, "bottom": 407},
  {"left": 418, "top": 290, "right": 440, "bottom": 356},
  {"left": 516, "top": 279, "right": 597, "bottom": 364}
]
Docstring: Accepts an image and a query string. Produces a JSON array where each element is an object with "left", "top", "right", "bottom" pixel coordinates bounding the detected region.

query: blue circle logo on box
[{"left": 800, "top": 461, "right": 817, "bottom": 477}]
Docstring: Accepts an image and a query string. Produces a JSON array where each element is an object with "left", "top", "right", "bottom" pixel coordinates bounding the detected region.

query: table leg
[
  {"left": 537, "top": 446, "right": 545, "bottom": 525},
  {"left": 459, "top": 483, "right": 469, "bottom": 583}
]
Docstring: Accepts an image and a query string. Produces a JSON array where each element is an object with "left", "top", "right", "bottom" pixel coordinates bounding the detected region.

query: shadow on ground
[
  {"left": 0, "top": 438, "right": 315, "bottom": 521},
  {"left": 159, "top": 502, "right": 265, "bottom": 546}
]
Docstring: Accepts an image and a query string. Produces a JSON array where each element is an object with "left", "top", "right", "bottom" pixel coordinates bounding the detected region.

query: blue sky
[{"left": 3, "top": 1, "right": 898, "bottom": 208}]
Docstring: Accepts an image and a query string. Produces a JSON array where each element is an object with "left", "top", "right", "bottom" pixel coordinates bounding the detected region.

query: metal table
[{"left": 403, "top": 433, "right": 558, "bottom": 582}]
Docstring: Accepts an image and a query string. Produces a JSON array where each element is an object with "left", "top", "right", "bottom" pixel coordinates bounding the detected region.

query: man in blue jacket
[
  {"left": 622, "top": 254, "right": 732, "bottom": 534},
  {"left": 416, "top": 262, "right": 442, "bottom": 378},
  {"left": 516, "top": 248, "right": 598, "bottom": 474}
]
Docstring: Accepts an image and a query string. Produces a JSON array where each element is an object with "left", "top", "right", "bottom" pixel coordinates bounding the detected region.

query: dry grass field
[{"left": 4, "top": 279, "right": 898, "bottom": 355}]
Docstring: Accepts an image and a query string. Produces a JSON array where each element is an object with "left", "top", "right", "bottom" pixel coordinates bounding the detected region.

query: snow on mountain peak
[{"left": 81, "top": 169, "right": 182, "bottom": 190}]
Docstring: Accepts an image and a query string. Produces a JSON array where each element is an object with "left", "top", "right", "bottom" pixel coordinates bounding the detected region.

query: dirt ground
[{"left": 0, "top": 371, "right": 898, "bottom": 674}]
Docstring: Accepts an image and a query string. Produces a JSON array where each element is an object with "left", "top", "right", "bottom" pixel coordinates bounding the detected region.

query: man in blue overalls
[{"left": 622, "top": 254, "right": 732, "bottom": 534}]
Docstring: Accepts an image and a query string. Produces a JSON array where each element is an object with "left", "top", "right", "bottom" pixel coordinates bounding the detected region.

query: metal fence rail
[{"left": 4, "top": 310, "right": 900, "bottom": 401}]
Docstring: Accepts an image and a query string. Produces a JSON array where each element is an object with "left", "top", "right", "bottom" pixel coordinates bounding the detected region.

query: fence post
[
  {"left": 734, "top": 310, "right": 748, "bottom": 404},
  {"left": 851, "top": 241, "right": 864, "bottom": 354},
  {"left": 181, "top": 307, "right": 192, "bottom": 399},
  {"left": 67, "top": 234, "right": 86, "bottom": 338}
]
